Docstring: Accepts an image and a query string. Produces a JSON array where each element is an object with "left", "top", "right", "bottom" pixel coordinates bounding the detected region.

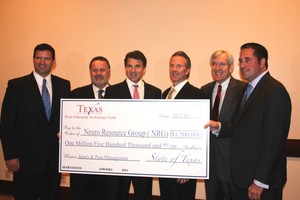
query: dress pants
[
  {"left": 70, "top": 174, "right": 130, "bottom": 200},
  {"left": 118, "top": 176, "right": 153, "bottom": 200},
  {"left": 13, "top": 168, "right": 61, "bottom": 200},
  {"left": 70, "top": 174, "right": 105, "bottom": 200},
  {"left": 159, "top": 178, "right": 196, "bottom": 200},
  {"left": 205, "top": 178, "right": 237, "bottom": 200}
]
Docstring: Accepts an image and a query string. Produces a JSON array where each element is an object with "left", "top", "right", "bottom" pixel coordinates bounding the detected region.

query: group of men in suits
[
  {"left": 0, "top": 42, "right": 291, "bottom": 200},
  {"left": 66, "top": 50, "right": 201, "bottom": 200},
  {"left": 205, "top": 43, "right": 291, "bottom": 200}
]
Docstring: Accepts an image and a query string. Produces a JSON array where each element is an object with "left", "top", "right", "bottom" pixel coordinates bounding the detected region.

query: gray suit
[{"left": 200, "top": 77, "right": 246, "bottom": 200}]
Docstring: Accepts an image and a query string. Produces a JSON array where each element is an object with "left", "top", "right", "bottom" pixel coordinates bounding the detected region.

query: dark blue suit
[
  {"left": 221, "top": 72, "right": 291, "bottom": 199},
  {"left": 0, "top": 73, "right": 70, "bottom": 199}
]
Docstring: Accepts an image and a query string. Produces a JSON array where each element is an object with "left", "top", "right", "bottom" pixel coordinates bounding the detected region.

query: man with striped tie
[{"left": 70, "top": 56, "right": 111, "bottom": 200}]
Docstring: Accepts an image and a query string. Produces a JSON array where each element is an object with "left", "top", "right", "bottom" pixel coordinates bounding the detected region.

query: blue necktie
[
  {"left": 241, "top": 83, "right": 253, "bottom": 107},
  {"left": 42, "top": 79, "right": 51, "bottom": 120}
]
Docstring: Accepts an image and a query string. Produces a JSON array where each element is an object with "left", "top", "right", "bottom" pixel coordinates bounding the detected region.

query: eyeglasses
[{"left": 211, "top": 62, "right": 227, "bottom": 68}]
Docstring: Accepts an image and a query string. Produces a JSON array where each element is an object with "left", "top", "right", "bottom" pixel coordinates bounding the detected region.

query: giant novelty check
[{"left": 59, "top": 99, "right": 210, "bottom": 179}]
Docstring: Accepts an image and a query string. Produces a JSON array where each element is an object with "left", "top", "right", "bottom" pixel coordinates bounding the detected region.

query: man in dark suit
[
  {"left": 70, "top": 56, "right": 111, "bottom": 200},
  {"left": 105, "top": 50, "right": 161, "bottom": 200},
  {"left": 0, "top": 43, "right": 70, "bottom": 199},
  {"left": 200, "top": 50, "right": 246, "bottom": 200},
  {"left": 159, "top": 51, "right": 205, "bottom": 200},
  {"left": 206, "top": 43, "right": 292, "bottom": 200},
  {"left": 232, "top": 43, "right": 291, "bottom": 200}
]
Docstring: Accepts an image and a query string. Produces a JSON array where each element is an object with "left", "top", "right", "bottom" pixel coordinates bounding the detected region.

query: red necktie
[
  {"left": 133, "top": 85, "right": 140, "bottom": 99},
  {"left": 212, "top": 84, "right": 222, "bottom": 120}
]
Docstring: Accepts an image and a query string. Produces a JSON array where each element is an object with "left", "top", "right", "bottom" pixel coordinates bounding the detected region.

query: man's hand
[
  {"left": 248, "top": 183, "right": 264, "bottom": 200},
  {"left": 204, "top": 120, "right": 221, "bottom": 132},
  {"left": 6, "top": 158, "right": 20, "bottom": 172},
  {"left": 177, "top": 178, "right": 189, "bottom": 184}
]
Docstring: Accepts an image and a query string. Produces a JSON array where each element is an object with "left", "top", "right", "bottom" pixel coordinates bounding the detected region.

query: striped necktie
[
  {"left": 98, "top": 89, "right": 104, "bottom": 99},
  {"left": 42, "top": 79, "right": 51, "bottom": 120}
]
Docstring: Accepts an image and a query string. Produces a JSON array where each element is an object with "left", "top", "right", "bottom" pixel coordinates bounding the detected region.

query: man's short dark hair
[
  {"left": 89, "top": 56, "right": 111, "bottom": 69},
  {"left": 170, "top": 51, "right": 191, "bottom": 69},
  {"left": 241, "top": 42, "right": 268, "bottom": 68},
  {"left": 124, "top": 50, "right": 147, "bottom": 67},
  {"left": 33, "top": 43, "right": 55, "bottom": 60},
  {"left": 170, "top": 51, "right": 191, "bottom": 78}
]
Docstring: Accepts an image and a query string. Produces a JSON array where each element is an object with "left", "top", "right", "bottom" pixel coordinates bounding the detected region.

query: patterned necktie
[
  {"left": 133, "top": 85, "right": 140, "bottom": 99},
  {"left": 98, "top": 89, "right": 104, "bottom": 99},
  {"left": 167, "top": 87, "right": 175, "bottom": 99},
  {"left": 241, "top": 83, "right": 253, "bottom": 107},
  {"left": 212, "top": 84, "right": 222, "bottom": 120},
  {"left": 42, "top": 79, "right": 51, "bottom": 120}
]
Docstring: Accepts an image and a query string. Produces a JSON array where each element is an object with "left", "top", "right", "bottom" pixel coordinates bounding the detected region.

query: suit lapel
[
  {"left": 163, "top": 87, "right": 171, "bottom": 99},
  {"left": 235, "top": 72, "right": 270, "bottom": 124},
  {"left": 219, "top": 78, "right": 236, "bottom": 120},
  {"left": 27, "top": 73, "right": 49, "bottom": 120},
  {"left": 144, "top": 81, "right": 155, "bottom": 99},
  {"left": 87, "top": 84, "right": 96, "bottom": 98},
  {"left": 121, "top": 80, "right": 132, "bottom": 99},
  {"left": 175, "top": 82, "right": 190, "bottom": 99},
  {"left": 51, "top": 75, "right": 60, "bottom": 120},
  {"left": 206, "top": 82, "right": 215, "bottom": 115}
]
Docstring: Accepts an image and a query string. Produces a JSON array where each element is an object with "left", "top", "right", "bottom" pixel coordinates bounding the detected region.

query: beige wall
[{"left": 0, "top": 0, "right": 299, "bottom": 199}]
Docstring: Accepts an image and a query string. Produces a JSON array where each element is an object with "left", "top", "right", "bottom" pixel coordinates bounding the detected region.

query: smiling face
[
  {"left": 239, "top": 48, "right": 266, "bottom": 82},
  {"left": 125, "top": 58, "right": 146, "bottom": 83},
  {"left": 211, "top": 53, "right": 233, "bottom": 84},
  {"left": 90, "top": 60, "right": 111, "bottom": 89},
  {"left": 33, "top": 50, "right": 55, "bottom": 78},
  {"left": 169, "top": 56, "right": 190, "bottom": 86}
]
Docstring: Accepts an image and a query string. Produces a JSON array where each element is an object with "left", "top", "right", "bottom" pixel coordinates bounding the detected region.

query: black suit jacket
[
  {"left": 104, "top": 79, "right": 161, "bottom": 200},
  {"left": 71, "top": 84, "right": 96, "bottom": 99},
  {"left": 0, "top": 73, "right": 70, "bottom": 172},
  {"left": 162, "top": 82, "right": 205, "bottom": 99},
  {"left": 105, "top": 80, "right": 161, "bottom": 99},
  {"left": 200, "top": 77, "right": 246, "bottom": 182},
  {"left": 230, "top": 72, "right": 291, "bottom": 189},
  {"left": 160, "top": 81, "right": 205, "bottom": 200}
]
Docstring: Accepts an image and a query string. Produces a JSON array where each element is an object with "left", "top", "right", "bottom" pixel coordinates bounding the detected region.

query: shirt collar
[
  {"left": 33, "top": 71, "right": 51, "bottom": 84},
  {"left": 249, "top": 70, "right": 268, "bottom": 89},
  {"left": 173, "top": 79, "right": 188, "bottom": 92},
  {"left": 126, "top": 78, "right": 144, "bottom": 88},
  {"left": 92, "top": 84, "right": 109, "bottom": 98},
  {"left": 215, "top": 76, "right": 231, "bottom": 91}
]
